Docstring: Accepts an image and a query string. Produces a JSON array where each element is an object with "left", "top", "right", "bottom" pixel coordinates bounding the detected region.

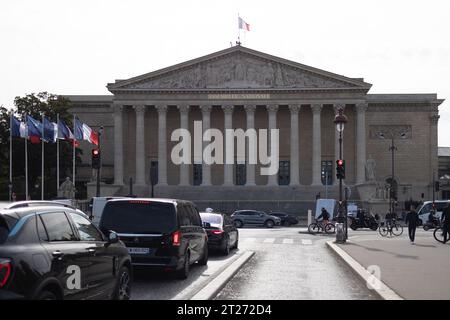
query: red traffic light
[
  {"left": 92, "top": 149, "right": 100, "bottom": 156},
  {"left": 337, "top": 159, "right": 344, "bottom": 166}
]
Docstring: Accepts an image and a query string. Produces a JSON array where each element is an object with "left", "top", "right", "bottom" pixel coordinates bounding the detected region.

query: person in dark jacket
[
  {"left": 317, "top": 207, "right": 330, "bottom": 225},
  {"left": 441, "top": 203, "right": 450, "bottom": 244},
  {"left": 405, "top": 205, "right": 420, "bottom": 244}
]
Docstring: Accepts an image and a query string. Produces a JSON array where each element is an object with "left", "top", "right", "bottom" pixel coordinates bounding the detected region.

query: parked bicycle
[
  {"left": 378, "top": 218, "right": 403, "bottom": 237},
  {"left": 308, "top": 219, "right": 335, "bottom": 235}
]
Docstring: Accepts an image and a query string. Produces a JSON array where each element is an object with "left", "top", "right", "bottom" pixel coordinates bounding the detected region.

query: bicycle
[
  {"left": 378, "top": 218, "right": 403, "bottom": 237},
  {"left": 308, "top": 219, "right": 335, "bottom": 235},
  {"left": 433, "top": 222, "right": 448, "bottom": 243}
]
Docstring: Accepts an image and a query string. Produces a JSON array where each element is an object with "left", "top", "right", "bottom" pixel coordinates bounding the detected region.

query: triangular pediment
[{"left": 108, "top": 46, "right": 371, "bottom": 92}]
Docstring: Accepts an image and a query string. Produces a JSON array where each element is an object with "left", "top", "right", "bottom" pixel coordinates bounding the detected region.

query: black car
[
  {"left": 99, "top": 198, "right": 208, "bottom": 279},
  {"left": 200, "top": 212, "right": 238, "bottom": 255},
  {"left": 269, "top": 212, "right": 299, "bottom": 226},
  {"left": 0, "top": 202, "right": 132, "bottom": 300}
]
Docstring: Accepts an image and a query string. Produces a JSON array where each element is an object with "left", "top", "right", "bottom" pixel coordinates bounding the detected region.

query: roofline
[
  {"left": 368, "top": 94, "right": 444, "bottom": 105},
  {"left": 107, "top": 45, "right": 372, "bottom": 91}
]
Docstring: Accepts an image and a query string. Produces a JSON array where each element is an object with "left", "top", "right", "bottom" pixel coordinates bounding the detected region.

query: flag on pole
[
  {"left": 19, "top": 121, "right": 28, "bottom": 138},
  {"left": 11, "top": 116, "right": 21, "bottom": 137},
  {"left": 58, "top": 119, "right": 74, "bottom": 140},
  {"left": 26, "top": 116, "right": 42, "bottom": 144},
  {"left": 43, "top": 117, "right": 57, "bottom": 143},
  {"left": 75, "top": 118, "right": 99, "bottom": 145},
  {"left": 238, "top": 16, "right": 250, "bottom": 31}
]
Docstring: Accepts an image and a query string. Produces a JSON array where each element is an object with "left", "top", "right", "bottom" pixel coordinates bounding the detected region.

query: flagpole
[
  {"left": 237, "top": 13, "right": 241, "bottom": 44},
  {"left": 25, "top": 115, "right": 29, "bottom": 200},
  {"left": 73, "top": 114, "right": 76, "bottom": 196},
  {"left": 41, "top": 114, "right": 45, "bottom": 200},
  {"left": 56, "top": 113, "right": 60, "bottom": 195},
  {"left": 9, "top": 111, "right": 13, "bottom": 202}
]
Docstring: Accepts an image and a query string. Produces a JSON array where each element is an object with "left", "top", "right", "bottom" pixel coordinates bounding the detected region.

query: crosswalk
[{"left": 242, "top": 237, "right": 314, "bottom": 245}]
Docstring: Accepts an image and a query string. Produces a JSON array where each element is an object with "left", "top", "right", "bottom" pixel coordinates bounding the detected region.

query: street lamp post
[
  {"left": 96, "top": 126, "right": 104, "bottom": 197},
  {"left": 334, "top": 108, "right": 348, "bottom": 242},
  {"left": 389, "top": 136, "right": 397, "bottom": 216}
]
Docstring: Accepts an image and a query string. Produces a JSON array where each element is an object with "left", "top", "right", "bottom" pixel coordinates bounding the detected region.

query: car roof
[
  {"left": 0, "top": 205, "right": 83, "bottom": 220},
  {"left": 105, "top": 198, "right": 191, "bottom": 205},
  {"left": 200, "top": 211, "right": 224, "bottom": 216}
]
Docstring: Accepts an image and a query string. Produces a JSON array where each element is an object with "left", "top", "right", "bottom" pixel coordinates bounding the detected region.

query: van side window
[
  {"left": 188, "top": 205, "right": 202, "bottom": 227},
  {"left": 37, "top": 215, "right": 49, "bottom": 242},
  {"left": 178, "top": 204, "right": 191, "bottom": 227}
]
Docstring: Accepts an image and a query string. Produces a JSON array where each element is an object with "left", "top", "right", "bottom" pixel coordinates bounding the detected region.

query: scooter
[{"left": 349, "top": 211, "right": 379, "bottom": 231}]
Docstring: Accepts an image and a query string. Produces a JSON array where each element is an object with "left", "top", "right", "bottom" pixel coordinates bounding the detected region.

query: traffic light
[
  {"left": 92, "top": 148, "right": 101, "bottom": 169},
  {"left": 336, "top": 159, "right": 345, "bottom": 180}
]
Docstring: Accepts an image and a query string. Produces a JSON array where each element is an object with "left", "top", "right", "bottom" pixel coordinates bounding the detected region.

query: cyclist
[
  {"left": 441, "top": 202, "right": 450, "bottom": 244},
  {"left": 317, "top": 207, "right": 330, "bottom": 226}
]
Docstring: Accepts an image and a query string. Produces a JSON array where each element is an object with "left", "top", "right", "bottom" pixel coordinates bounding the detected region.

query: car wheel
[
  {"left": 36, "top": 290, "right": 58, "bottom": 300},
  {"left": 222, "top": 238, "right": 230, "bottom": 256},
  {"left": 198, "top": 245, "right": 209, "bottom": 265},
  {"left": 234, "top": 220, "right": 243, "bottom": 228},
  {"left": 233, "top": 237, "right": 239, "bottom": 250},
  {"left": 284, "top": 221, "right": 291, "bottom": 227},
  {"left": 265, "top": 220, "right": 274, "bottom": 228},
  {"left": 176, "top": 251, "right": 190, "bottom": 280},
  {"left": 113, "top": 266, "right": 131, "bottom": 300}
]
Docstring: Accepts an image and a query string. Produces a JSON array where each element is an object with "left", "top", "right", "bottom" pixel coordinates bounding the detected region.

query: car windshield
[
  {"left": 100, "top": 201, "right": 176, "bottom": 234},
  {"left": 0, "top": 214, "right": 18, "bottom": 244},
  {"left": 200, "top": 213, "right": 223, "bottom": 226}
]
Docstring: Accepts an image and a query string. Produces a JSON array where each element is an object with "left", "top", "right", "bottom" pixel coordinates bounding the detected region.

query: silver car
[{"left": 231, "top": 210, "right": 281, "bottom": 228}]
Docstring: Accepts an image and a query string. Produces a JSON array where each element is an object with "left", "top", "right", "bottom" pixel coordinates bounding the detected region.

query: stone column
[
  {"left": 222, "top": 105, "right": 234, "bottom": 186},
  {"left": 311, "top": 104, "right": 322, "bottom": 186},
  {"left": 113, "top": 103, "right": 124, "bottom": 185},
  {"left": 200, "top": 105, "right": 212, "bottom": 186},
  {"left": 267, "top": 104, "right": 278, "bottom": 186},
  {"left": 334, "top": 104, "right": 346, "bottom": 186},
  {"left": 356, "top": 103, "right": 368, "bottom": 184},
  {"left": 289, "top": 104, "right": 301, "bottom": 186},
  {"left": 244, "top": 105, "right": 257, "bottom": 186},
  {"left": 178, "top": 105, "right": 190, "bottom": 186},
  {"left": 155, "top": 105, "right": 168, "bottom": 186},
  {"left": 134, "top": 105, "right": 146, "bottom": 186}
]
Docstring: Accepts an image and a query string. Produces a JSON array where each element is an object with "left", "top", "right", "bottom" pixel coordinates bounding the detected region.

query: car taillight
[
  {"left": 0, "top": 259, "right": 11, "bottom": 288},
  {"left": 212, "top": 230, "right": 224, "bottom": 235},
  {"left": 172, "top": 231, "right": 181, "bottom": 246}
]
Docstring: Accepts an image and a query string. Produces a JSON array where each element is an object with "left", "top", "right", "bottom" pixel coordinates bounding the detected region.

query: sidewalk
[{"left": 335, "top": 229, "right": 450, "bottom": 300}]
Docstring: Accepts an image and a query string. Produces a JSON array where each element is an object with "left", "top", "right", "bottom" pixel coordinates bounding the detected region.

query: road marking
[
  {"left": 282, "top": 238, "right": 294, "bottom": 244},
  {"left": 244, "top": 237, "right": 256, "bottom": 242},
  {"left": 301, "top": 239, "right": 313, "bottom": 245},
  {"left": 263, "top": 238, "right": 275, "bottom": 243}
]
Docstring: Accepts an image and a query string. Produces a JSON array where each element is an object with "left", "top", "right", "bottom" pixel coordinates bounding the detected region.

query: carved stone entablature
[
  {"left": 430, "top": 114, "right": 440, "bottom": 124},
  {"left": 369, "top": 125, "right": 412, "bottom": 140}
]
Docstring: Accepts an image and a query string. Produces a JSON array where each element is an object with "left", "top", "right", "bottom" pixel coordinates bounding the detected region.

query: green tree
[{"left": 0, "top": 92, "right": 82, "bottom": 200}]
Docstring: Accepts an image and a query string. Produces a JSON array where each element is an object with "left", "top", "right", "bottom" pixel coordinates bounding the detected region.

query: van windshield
[{"left": 100, "top": 201, "right": 176, "bottom": 234}]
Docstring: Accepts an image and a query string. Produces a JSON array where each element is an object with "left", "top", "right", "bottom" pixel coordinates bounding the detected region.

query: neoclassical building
[{"left": 67, "top": 45, "right": 444, "bottom": 213}]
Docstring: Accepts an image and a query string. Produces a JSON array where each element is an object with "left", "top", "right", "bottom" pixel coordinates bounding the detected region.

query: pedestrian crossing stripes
[{"left": 241, "top": 237, "right": 314, "bottom": 245}]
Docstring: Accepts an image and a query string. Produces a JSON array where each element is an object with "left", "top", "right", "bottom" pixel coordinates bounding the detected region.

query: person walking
[
  {"left": 441, "top": 202, "right": 450, "bottom": 244},
  {"left": 405, "top": 205, "right": 420, "bottom": 244}
]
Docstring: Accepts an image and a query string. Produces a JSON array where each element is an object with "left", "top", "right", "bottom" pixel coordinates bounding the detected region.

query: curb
[
  {"left": 326, "top": 240, "right": 403, "bottom": 300},
  {"left": 190, "top": 251, "right": 255, "bottom": 300}
]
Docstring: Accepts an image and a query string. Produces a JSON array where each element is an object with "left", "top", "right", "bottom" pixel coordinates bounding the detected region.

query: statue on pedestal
[
  {"left": 58, "top": 177, "right": 76, "bottom": 199},
  {"left": 365, "top": 155, "right": 376, "bottom": 181}
]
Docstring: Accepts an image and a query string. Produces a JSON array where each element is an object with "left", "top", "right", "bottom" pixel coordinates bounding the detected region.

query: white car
[{"left": 417, "top": 200, "right": 450, "bottom": 225}]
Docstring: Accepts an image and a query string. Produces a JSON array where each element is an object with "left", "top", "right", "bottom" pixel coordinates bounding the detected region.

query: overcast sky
[{"left": 1, "top": 0, "right": 449, "bottom": 145}]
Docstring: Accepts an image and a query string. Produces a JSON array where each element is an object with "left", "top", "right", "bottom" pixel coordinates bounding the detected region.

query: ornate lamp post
[{"left": 334, "top": 108, "right": 348, "bottom": 242}]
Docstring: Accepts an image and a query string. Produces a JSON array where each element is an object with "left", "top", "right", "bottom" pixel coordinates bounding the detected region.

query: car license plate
[{"left": 128, "top": 247, "right": 150, "bottom": 255}]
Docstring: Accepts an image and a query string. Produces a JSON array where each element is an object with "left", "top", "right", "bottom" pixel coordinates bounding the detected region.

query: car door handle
[
  {"left": 52, "top": 251, "right": 64, "bottom": 259},
  {"left": 86, "top": 248, "right": 96, "bottom": 254}
]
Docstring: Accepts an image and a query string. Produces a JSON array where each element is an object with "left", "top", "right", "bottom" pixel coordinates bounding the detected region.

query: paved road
[
  {"left": 338, "top": 228, "right": 450, "bottom": 300},
  {"left": 216, "top": 226, "right": 378, "bottom": 300},
  {"left": 131, "top": 250, "right": 242, "bottom": 300}
]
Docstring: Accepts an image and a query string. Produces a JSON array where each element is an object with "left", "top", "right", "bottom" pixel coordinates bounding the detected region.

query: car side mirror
[
  {"left": 259, "top": 214, "right": 264, "bottom": 217},
  {"left": 203, "top": 222, "right": 211, "bottom": 228},
  {"left": 108, "top": 231, "right": 119, "bottom": 244}
]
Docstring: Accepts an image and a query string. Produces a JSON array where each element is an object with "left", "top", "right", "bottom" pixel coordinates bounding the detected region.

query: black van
[{"left": 99, "top": 198, "right": 208, "bottom": 279}]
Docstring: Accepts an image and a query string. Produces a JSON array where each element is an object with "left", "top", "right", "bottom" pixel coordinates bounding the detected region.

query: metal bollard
[
  {"left": 336, "top": 223, "right": 345, "bottom": 243},
  {"left": 307, "top": 209, "right": 312, "bottom": 226}
]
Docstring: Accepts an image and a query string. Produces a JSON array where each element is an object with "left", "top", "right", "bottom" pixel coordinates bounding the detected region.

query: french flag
[
  {"left": 75, "top": 118, "right": 98, "bottom": 146},
  {"left": 238, "top": 17, "right": 250, "bottom": 31}
]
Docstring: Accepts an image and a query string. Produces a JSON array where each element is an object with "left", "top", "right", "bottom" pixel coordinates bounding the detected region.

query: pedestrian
[
  {"left": 441, "top": 202, "right": 450, "bottom": 244},
  {"left": 405, "top": 205, "right": 420, "bottom": 244}
]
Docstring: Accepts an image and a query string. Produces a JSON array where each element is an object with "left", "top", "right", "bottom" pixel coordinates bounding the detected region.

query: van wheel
[
  {"left": 198, "top": 246, "right": 208, "bottom": 265},
  {"left": 36, "top": 290, "right": 57, "bottom": 300},
  {"left": 176, "top": 252, "right": 190, "bottom": 280}
]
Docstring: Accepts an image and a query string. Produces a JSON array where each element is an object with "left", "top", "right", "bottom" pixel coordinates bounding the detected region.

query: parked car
[
  {"left": 99, "top": 198, "right": 208, "bottom": 279},
  {"left": 417, "top": 200, "right": 450, "bottom": 225},
  {"left": 200, "top": 211, "right": 238, "bottom": 255},
  {"left": 0, "top": 202, "right": 131, "bottom": 300},
  {"left": 231, "top": 210, "right": 281, "bottom": 228},
  {"left": 269, "top": 212, "right": 299, "bottom": 226}
]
